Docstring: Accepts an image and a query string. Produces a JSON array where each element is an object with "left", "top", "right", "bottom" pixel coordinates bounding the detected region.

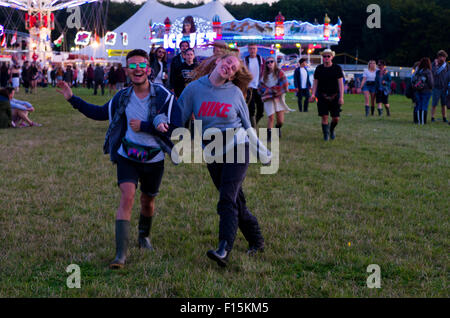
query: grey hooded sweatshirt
[{"left": 154, "top": 75, "right": 271, "bottom": 163}]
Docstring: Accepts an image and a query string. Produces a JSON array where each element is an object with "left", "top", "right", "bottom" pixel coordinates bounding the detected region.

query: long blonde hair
[{"left": 192, "top": 53, "right": 252, "bottom": 98}]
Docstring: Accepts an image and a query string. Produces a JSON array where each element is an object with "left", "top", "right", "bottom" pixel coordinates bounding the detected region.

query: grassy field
[{"left": 0, "top": 87, "right": 448, "bottom": 298}]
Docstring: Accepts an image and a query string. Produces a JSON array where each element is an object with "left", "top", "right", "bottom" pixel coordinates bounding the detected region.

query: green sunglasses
[{"left": 128, "top": 62, "right": 148, "bottom": 69}]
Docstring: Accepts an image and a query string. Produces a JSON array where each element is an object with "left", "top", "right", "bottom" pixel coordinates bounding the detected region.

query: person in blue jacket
[
  {"left": 293, "top": 58, "right": 312, "bottom": 112},
  {"left": 375, "top": 60, "right": 392, "bottom": 116},
  {"left": 57, "top": 49, "right": 183, "bottom": 269}
]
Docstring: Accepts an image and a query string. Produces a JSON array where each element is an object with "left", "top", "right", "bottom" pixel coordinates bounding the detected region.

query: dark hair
[
  {"left": 418, "top": 57, "right": 431, "bottom": 70},
  {"left": 155, "top": 46, "right": 167, "bottom": 62},
  {"left": 126, "top": 49, "right": 149, "bottom": 63},
  {"left": 184, "top": 48, "right": 195, "bottom": 55},
  {"left": 179, "top": 40, "right": 190, "bottom": 49},
  {"left": 263, "top": 57, "right": 281, "bottom": 83},
  {"left": 182, "top": 15, "right": 196, "bottom": 34},
  {"left": 299, "top": 58, "right": 306, "bottom": 64},
  {"left": 0, "top": 87, "right": 14, "bottom": 98},
  {"left": 378, "top": 60, "right": 386, "bottom": 66}
]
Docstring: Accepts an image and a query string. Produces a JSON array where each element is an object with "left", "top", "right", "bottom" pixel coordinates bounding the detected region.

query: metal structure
[{"left": 0, "top": 0, "right": 99, "bottom": 60}]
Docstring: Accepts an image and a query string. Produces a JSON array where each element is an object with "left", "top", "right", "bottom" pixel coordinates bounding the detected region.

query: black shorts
[
  {"left": 376, "top": 91, "right": 389, "bottom": 104},
  {"left": 116, "top": 155, "right": 164, "bottom": 197},
  {"left": 317, "top": 96, "right": 341, "bottom": 117}
]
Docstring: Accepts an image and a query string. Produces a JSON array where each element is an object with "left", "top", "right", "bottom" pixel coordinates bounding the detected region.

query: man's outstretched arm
[{"left": 56, "top": 81, "right": 109, "bottom": 121}]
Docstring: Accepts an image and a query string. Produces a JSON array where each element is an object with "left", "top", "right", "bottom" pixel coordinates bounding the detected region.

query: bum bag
[{"left": 122, "top": 137, "right": 161, "bottom": 162}]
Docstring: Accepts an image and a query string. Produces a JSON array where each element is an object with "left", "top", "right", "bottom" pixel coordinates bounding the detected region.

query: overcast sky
[{"left": 113, "top": 0, "right": 280, "bottom": 5}]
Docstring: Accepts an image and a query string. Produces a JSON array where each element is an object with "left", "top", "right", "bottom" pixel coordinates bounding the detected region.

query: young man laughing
[{"left": 57, "top": 49, "right": 182, "bottom": 269}]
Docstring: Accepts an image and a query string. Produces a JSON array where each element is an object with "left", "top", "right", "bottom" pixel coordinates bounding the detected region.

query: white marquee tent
[{"left": 75, "top": 0, "right": 235, "bottom": 59}]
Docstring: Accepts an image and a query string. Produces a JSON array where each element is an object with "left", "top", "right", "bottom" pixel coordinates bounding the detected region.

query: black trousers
[
  {"left": 297, "top": 88, "right": 310, "bottom": 112},
  {"left": 94, "top": 80, "right": 104, "bottom": 95},
  {"left": 206, "top": 145, "right": 264, "bottom": 251},
  {"left": 247, "top": 88, "right": 265, "bottom": 123}
]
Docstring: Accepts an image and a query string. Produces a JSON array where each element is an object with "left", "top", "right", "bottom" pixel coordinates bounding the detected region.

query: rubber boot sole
[{"left": 206, "top": 250, "right": 228, "bottom": 268}]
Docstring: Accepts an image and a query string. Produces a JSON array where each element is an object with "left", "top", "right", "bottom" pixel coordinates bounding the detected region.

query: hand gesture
[
  {"left": 157, "top": 122, "right": 168, "bottom": 133},
  {"left": 309, "top": 95, "right": 316, "bottom": 103},
  {"left": 56, "top": 81, "right": 73, "bottom": 100},
  {"left": 129, "top": 119, "right": 141, "bottom": 132},
  {"left": 339, "top": 97, "right": 344, "bottom": 106}
]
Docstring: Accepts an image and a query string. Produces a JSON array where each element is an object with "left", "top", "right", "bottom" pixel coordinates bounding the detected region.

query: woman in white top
[
  {"left": 258, "top": 57, "right": 293, "bottom": 140},
  {"left": 358, "top": 60, "right": 377, "bottom": 116}
]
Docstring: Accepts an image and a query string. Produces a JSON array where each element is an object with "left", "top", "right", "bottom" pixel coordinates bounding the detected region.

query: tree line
[{"left": 1, "top": 0, "right": 448, "bottom": 66}]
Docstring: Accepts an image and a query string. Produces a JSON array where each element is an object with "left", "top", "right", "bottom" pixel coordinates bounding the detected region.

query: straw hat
[{"left": 320, "top": 49, "right": 335, "bottom": 57}]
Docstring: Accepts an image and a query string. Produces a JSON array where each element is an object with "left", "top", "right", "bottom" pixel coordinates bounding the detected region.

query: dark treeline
[
  {"left": 1, "top": 0, "right": 448, "bottom": 65},
  {"left": 160, "top": 0, "right": 450, "bottom": 66}
]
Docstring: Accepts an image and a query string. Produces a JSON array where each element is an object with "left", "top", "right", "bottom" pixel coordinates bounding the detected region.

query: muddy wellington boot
[
  {"left": 109, "top": 220, "right": 130, "bottom": 269},
  {"left": 138, "top": 214, "right": 154, "bottom": 250}
]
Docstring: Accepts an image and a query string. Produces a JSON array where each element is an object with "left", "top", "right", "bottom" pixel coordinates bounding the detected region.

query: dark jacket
[
  {"left": 375, "top": 69, "right": 392, "bottom": 95},
  {"left": 67, "top": 83, "right": 183, "bottom": 163},
  {"left": 87, "top": 66, "right": 94, "bottom": 80},
  {"left": 293, "top": 66, "right": 312, "bottom": 95},
  {"left": 94, "top": 66, "right": 104, "bottom": 82},
  {"left": 244, "top": 54, "right": 265, "bottom": 84},
  {"left": 414, "top": 68, "right": 434, "bottom": 93},
  {"left": 431, "top": 62, "right": 449, "bottom": 89},
  {"left": 150, "top": 52, "right": 168, "bottom": 86},
  {"left": 0, "top": 95, "right": 12, "bottom": 128}
]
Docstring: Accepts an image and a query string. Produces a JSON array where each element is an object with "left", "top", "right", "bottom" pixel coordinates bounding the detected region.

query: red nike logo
[{"left": 198, "top": 101, "right": 232, "bottom": 118}]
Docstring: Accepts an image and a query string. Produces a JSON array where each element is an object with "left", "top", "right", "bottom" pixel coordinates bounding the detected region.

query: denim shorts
[
  {"left": 362, "top": 82, "right": 376, "bottom": 93},
  {"left": 432, "top": 88, "right": 446, "bottom": 107}
]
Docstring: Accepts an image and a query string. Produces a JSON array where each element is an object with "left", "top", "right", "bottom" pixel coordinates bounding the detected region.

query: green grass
[{"left": 0, "top": 87, "right": 448, "bottom": 297}]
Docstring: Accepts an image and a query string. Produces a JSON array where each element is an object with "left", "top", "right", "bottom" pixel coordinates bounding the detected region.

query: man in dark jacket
[
  {"left": 244, "top": 44, "right": 265, "bottom": 127},
  {"left": 93, "top": 64, "right": 105, "bottom": 96},
  {"left": 56, "top": 49, "right": 182, "bottom": 269},
  {"left": 169, "top": 41, "right": 190, "bottom": 97},
  {"left": 87, "top": 64, "right": 94, "bottom": 89},
  {"left": 294, "top": 58, "right": 312, "bottom": 112}
]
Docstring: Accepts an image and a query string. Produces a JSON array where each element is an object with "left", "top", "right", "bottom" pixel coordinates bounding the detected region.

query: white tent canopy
[{"left": 75, "top": 0, "right": 235, "bottom": 59}]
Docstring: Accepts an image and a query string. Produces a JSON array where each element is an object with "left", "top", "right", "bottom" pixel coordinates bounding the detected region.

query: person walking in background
[
  {"left": 390, "top": 80, "right": 397, "bottom": 95},
  {"left": 115, "top": 64, "right": 126, "bottom": 90},
  {"left": 259, "top": 56, "right": 292, "bottom": 140},
  {"left": 155, "top": 53, "right": 269, "bottom": 267},
  {"left": 87, "top": 64, "right": 94, "bottom": 89},
  {"left": 22, "top": 61, "right": 32, "bottom": 94},
  {"left": 375, "top": 60, "right": 392, "bottom": 116},
  {"left": 94, "top": 64, "right": 105, "bottom": 96},
  {"left": 56, "top": 49, "right": 181, "bottom": 269},
  {"left": 30, "top": 62, "right": 38, "bottom": 94},
  {"left": 63, "top": 65, "right": 73, "bottom": 87},
  {"left": 244, "top": 44, "right": 265, "bottom": 127},
  {"left": 310, "top": 49, "right": 344, "bottom": 141},
  {"left": 170, "top": 40, "right": 190, "bottom": 97},
  {"left": 11, "top": 64, "right": 20, "bottom": 92},
  {"left": 108, "top": 65, "right": 117, "bottom": 95},
  {"left": 412, "top": 57, "right": 434, "bottom": 125},
  {"left": 358, "top": 60, "right": 377, "bottom": 116},
  {"left": 293, "top": 58, "right": 311, "bottom": 112},
  {"left": 149, "top": 45, "right": 169, "bottom": 87},
  {"left": 400, "top": 80, "right": 406, "bottom": 95},
  {"left": 431, "top": 50, "right": 448, "bottom": 123}
]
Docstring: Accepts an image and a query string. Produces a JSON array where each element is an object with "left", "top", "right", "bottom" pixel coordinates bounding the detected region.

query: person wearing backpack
[{"left": 413, "top": 57, "right": 434, "bottom": 125}]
